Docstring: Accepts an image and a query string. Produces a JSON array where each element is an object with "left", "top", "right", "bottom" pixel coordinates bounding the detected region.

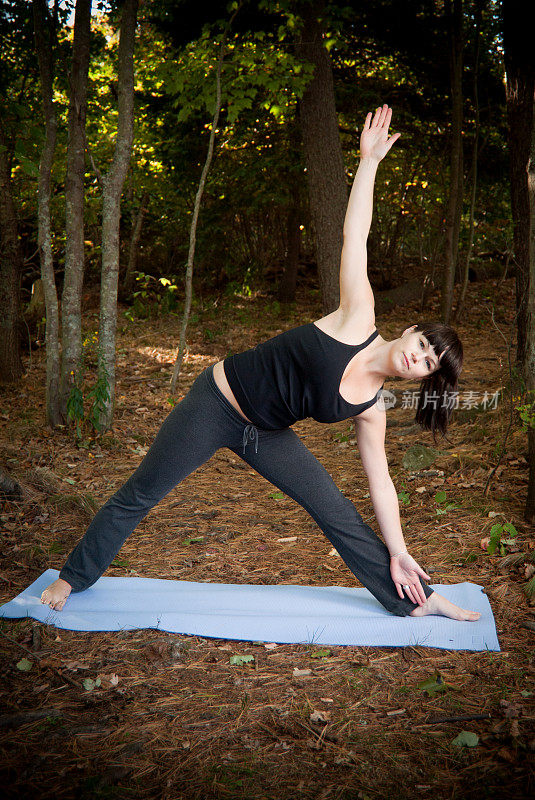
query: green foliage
[
  {"left": 66, "top": 334, "right": 111, "bottom": 439},
  {"left": 515, "top": 389, "right": 535, "bottom": 432},
  {"left": 486, "top": 521, "right": 518, "bottom": 556},
  {"left": 3, "top": 0, "right": 514, "bottom": 326},
  {"left": 416, "top": 671, "right": 450, "bottom": 696},
  {"left": 434, "top": 490, "right": 459, "bottom": 516},
  {"left": 125, "top": 272, "right": 179, "bottom": 320},
  {"left": 397, "top": 483, "right": 410, "bottom": 505}
]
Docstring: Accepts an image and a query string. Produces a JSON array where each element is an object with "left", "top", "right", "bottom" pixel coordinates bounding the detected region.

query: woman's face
[{"left": 393, "top": 325, "right": 442, "bottom": 379}]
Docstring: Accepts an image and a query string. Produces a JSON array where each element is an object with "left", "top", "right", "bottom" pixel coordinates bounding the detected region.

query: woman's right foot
[
  {"left": 410, "top": 591, "right": 481, "bottom": 621},
  {"left": 40, "top": 578, "right": 72, "bottom": 611}
]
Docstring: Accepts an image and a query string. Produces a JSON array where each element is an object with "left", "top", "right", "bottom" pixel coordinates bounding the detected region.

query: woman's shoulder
[{"left": 313, "top": 306, "right": 376, "bottom": 344}]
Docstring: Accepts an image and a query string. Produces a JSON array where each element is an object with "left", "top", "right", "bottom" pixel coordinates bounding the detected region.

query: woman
[{"left": 41, "top": 105, "right": 480, "bottom": 622}]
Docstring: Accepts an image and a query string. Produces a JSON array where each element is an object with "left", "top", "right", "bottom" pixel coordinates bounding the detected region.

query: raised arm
[{"left": 339, "top": 105, "right": 400, "bottom": 313}]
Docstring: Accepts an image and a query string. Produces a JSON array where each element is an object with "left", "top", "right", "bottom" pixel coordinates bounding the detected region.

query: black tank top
[{"left": 223, "top": 322, "right": 383, "bottom": 430}]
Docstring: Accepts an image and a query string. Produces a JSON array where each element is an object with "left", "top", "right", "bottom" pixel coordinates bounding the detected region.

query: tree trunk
[
  {"left": 60, "top": 0, "right": 92, "bottom": 418},
  {"left": 33, "top": 0, "right": 62, "bottom": 426},
  {"left": 0, "top": 123, "right": 23, "bottom": 384},
  {"left": 123, "top": 190, "right": 148, "bottom": 297},
  {"left": 98, "top": 0, "right": 138, "bottom": 431},
  {"left": 295, "top": 0, "right": 347, "bottom": 314},
  {"left": 525, "top": 115, "right": 535, "bottom": 523},
  {"left": 278, "top": 201, "right": 300, "bottom": 303},
  {"left": 454, "top": 3, "right": 481, "bottom": 322},
  {"left": 442, "top": 0, "right": 464, "bottom": 324},
  {"left": 503, "top": 0, "right": 534, "bottom": 369},
  {"left": 170, "top": 22, "right": 231, "bottom": 394}
]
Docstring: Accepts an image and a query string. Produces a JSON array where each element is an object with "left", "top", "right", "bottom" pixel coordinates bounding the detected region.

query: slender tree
[
  {"left": 527, "top": 115, "right": 535, "bottom": 523},
  {"left": 60, "top": 0, "right": 92, "bottom": 419},
  {"left": 170, "top": 4, "right": 241, "bottom": 392},
  {"left": 97, "top": 0, "right": 139, "bottom": 430},
  {"left": 454, "top": 0, "right": 482, "bottom": 322},
  {"left": 295, "top": 0, "right": 347, "bottom": 314},
  {"left": 0, "top": 123, "right": 24, "bottom": 383},
  {"left": 502, "top": 0, "right": 535, "bottom": 521},
  {"left": 503, "top": 0, "right": 534, "bottom": 369},
  {"left": 33, "top": 0, "right": 62, "bottom": 425},
  {"left": 442, "top": 0, "right": 464, "bottom": 323}
]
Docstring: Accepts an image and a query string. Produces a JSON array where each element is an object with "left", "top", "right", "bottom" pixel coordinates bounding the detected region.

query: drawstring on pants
[{"left": 242, "top": 424, "right": 259, "bottom": 454}]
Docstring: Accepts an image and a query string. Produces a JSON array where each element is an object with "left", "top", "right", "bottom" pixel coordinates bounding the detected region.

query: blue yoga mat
[{"left": 0, "top": 569, "right": 500, "bottom": 651}]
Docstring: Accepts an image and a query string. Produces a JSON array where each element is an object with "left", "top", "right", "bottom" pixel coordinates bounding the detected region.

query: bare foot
[
  {"left": 40, "top": 578, "right": 72, "bottom": 612},
  {"left": 410, "top": 591, "right": 481, "bottom": 621}
]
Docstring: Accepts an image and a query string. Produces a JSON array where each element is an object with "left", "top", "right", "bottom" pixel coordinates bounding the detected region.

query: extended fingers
[{"left": 371, "top": 104, "right": 390, "bottom": 129}]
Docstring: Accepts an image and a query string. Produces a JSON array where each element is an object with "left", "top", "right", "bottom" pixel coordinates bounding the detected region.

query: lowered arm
[
  {"left": 354, "top": 403, "right": 431, "bottom": 606},
  {"left": 353, "top": 404, "right": 407, "bottom": 557}
]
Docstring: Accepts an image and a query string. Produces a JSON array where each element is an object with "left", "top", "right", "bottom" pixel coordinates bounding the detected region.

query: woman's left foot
[{"left": 410, "top": 591, "right": 481, "bottom": 621}]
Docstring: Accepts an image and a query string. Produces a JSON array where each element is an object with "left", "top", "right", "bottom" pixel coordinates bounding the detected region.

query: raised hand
[
  {"left": 360, "top": 104, "right": 401, "bottom": 163},
  {"left": 390, "top": 551, "right": 431, "bottom": 606}
]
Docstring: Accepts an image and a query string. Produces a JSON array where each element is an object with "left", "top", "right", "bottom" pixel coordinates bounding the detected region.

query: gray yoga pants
[{"left": 59, "top": 365, "right": 434, "bottom": 616}]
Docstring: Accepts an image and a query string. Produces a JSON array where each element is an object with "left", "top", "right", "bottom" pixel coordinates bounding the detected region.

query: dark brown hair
[{"left": 413, "top": 322, "right": 463, "bottom": 441}]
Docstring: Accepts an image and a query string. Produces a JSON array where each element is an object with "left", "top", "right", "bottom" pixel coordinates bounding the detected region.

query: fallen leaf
[
  {"left": 293, "top": 667, "right": 312, "bottom": 677},
  {"left": 452, "top": 730, "right": 479, "bottom": 747},
  {"left": 97, "top": 673, "right": 119, "bottom": 689},
  {"left": 310, "top": 709, "right": 330, "bottom": 724},
  {"left": 277, "top": 536, "right": 297, "bottom": 543},
  {"left": 230, "top": 654, "right": 255, "bottom": 666},
  {"left": 64, "top": 660, "right": 90, "bottom": 671},
  {"left": 264, "top": 643, "right": 278, "bottom": 650},
  {"left": 144, "top": 642, "right": 170, "bottom": 663},
  {"left": 83, "top": 677, "right": 102, "bottom": 691}
]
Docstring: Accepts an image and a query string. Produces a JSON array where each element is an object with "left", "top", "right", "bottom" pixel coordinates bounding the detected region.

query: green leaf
[
  {"left": 111, "top": 558, "right": 129, "bottom": 568},
  {"left": 183, "top": 536, "right": 204, "bottom": 545},
  {"left": 434, "top": 490, "right": 447, "bottom": 504},
  {"left": 230, "top": 654, "right": 255, "bottom": 666},
  {"left": 83, "top": 678, "right": 96, "bottom": 691},
  {"left": 452, "top": 730, "right": 479, "bottom": 747},
  {"left": 310, "top": 649, "right": 332, "bottom": 659},
  {"left": 16, "top": 658, "right": 32, "bottom": 672},
  {"left": 269, "top": 492, "right": 284, "bottom": 500},
  {"left": 416, "top": 671, "right": 448, "bottom": 696}
]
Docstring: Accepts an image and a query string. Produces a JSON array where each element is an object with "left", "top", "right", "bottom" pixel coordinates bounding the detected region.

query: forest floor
[{"left": 0, "top": 275, "right": 534, "bottom": 800}]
